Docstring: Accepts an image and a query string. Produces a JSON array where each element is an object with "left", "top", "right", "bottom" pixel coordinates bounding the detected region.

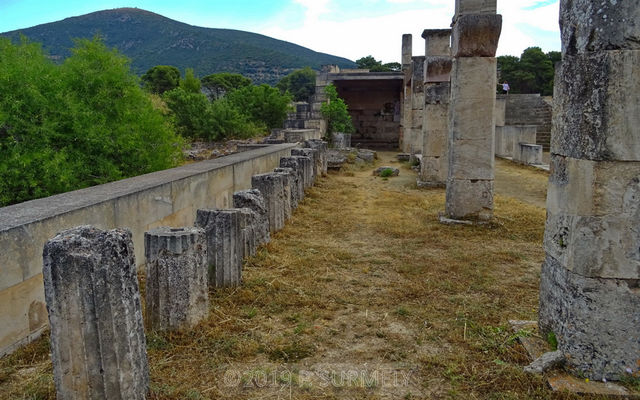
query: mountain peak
[{"left": 1, "top": 9, "right": 355, "bottom": 84}]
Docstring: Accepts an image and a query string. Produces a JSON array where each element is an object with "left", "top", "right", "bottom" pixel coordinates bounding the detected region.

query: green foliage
[
  {"left": 202, "top": 72, "right": 252, "bottom": 99},
  {"left": 498, "top": 47, "right": 558, "bottom": 95},
  {"left": 276, "top": 67, "right": 316, "bottom": 102},
  {"left": 356, "top": 55, "right": 401, "bottom": 72},
  {"left": 163, "top": 88, "right": 214, "bottom": 139},
  {"left": 227, "top": 84, "right": 292, "bottom": 130},
  {"left": 181, "top": 68, "right": 202, "bottom": 94},
  {"left": 141, "top": 65, "right": 180, "bottom": 94},
  {"left": 0, "top": 36, "right": 183, "bottom": 206},
  {"left": 380, "top": 168, "right": 395, "bottom": 178},
  {"left": 546, "top": 332, "right": 558, "bottom": 351},
  {"left": 320, "top": 84, "right": 354, "bottom": 135}
]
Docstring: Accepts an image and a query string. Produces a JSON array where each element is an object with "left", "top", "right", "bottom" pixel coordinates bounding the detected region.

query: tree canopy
[
  {"left": 356, "top": 56, "right": 401, "bottom": 72},
  {"left": 141, "top": 65, "right": 181, "bottom": 94},
  {"left": 0, "top": 37, "right": 182, "bottom": 206},
  {"left": 276, "top": 67, "right": 316, "bottom": 102},
  {"left": 201, "top": 72, "right": 252, "bottom": 100},
  {"left": 498, "top": 47, "right": 559, "bottom": 95}
]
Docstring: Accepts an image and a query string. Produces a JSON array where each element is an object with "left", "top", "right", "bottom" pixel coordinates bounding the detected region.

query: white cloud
[{"left": 258, "top": 0, "right": 560, "bottom": 62}]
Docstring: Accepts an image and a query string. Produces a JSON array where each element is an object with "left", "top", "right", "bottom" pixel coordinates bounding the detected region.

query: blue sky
[{"left": 0, "top": 0, "right": 560, "bottom": 62}]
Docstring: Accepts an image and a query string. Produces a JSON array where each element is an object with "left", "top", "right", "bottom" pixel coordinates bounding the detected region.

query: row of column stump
[{"left": 41, "top": 140, "right": 328, "bottom": 399}]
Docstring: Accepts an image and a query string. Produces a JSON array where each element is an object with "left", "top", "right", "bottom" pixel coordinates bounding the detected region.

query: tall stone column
[
  {"left": 419, "top": 29, "right": 452, "bottom": 188},
  {"left": 144, "top": 227, "right": 209, "bottom": 331},
  {"left": 401, "top": 34, "right": 413, "bottom": 153},
  {"left": 43, "top": 226, "right": 149, "bottom": 400},
  {"left": 538, "top": 0, "right": 640, "bottom": 381},
  {"left": 444, "top": 1, "right": 501, "bottom": 221}
]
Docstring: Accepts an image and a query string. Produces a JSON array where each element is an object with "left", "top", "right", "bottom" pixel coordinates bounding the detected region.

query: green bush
[
  {"left": 141, "top": 65, "right": 181, "bottom": 94},
  {"left": 0, "top": 37, "right": 183, "bottom": 207},
  {"left": 226, "top": 84, "right": 292, "bottom": 130},
  {"left": 321, "top": 84, "right": 354, "bottom": 135},
  {"left": 202, "top": 72, "right": 252, "bottom": 100}
]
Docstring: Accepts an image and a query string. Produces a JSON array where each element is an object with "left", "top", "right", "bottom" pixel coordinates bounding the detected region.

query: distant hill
[{"left": 0, "top": 8, "right": 356, "bottom": 84}]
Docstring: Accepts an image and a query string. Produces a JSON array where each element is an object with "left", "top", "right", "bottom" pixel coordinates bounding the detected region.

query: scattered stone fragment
[{"left": 524, "top": 351, "right": 565, "bottom": 375}]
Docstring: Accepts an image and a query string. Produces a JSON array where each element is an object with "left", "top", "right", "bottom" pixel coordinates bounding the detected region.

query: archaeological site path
[{"left": 2, "top": 152, "right": 595, "bottom": 399}]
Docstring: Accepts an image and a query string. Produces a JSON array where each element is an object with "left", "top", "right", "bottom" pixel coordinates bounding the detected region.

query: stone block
[
  {"left": 424, "top": 56, "right": 453, "bottom": 83},
  {"left": 450, "top": 57, "right": 497, "bottom": 100},
  {"left": 251, "top": 173, "right": 286, "bottom": 233},
  {"left": 279, "top": 157, "right": 306, "bottom": 202},
  {"left": 445, "top": 178, "right": 493, "bottom": 220},
  {"left": 236, "top": 208, "right": 258, "bottom": 259},
  {"left": 422, "top": 29, "right": 452, "bottom": 57},
  {"left": 233, "top": 189, "right": 270, "bottom": 245},
  {"left": 515, "top": 143, "right": 543, "bottom": 165},
  {"left": 495, "top": 125, "right": 537, "bottom": 158},
  {"left": 551, "top": 50, "right": 640, "bottom": 161},
  {"left": 538, "top": 255, "right": 640, "bottom": 380},
  {"left": 560, "top": 0, "right": 640, "bottom": 55},
  {"left": 273, "top": 168, "right": 293, "bottom": 220},
  {"left": 451, "top": 14, "right": 502, "bottom": 57},
  {"left": 331, "top": 132, "right": 351, "bottom": 149},
  {"left": 144, "top": 227, "right": 208, "bottom": 331},
  {"left": 544, "top": 156, "right": 640, "bottom": 279},
  {"left": 304, "top": 139, "right": 329, "bottom": 175},
  {"left": 194, "top": 209, "right": 243, "bottom": 287},
  {"left": 412, "top": 91, "right": 425, "bottom": 111},
  {"left": 43, "top": 226, "right": 149, "bottom": 400},
  {"left": 425, "top": 82, "right": 451, "bottom": 104},
  {"left": 419, "top": 155, "right": 447, "bottom": 186},
  {"left": 424, "top": 127, "right": 448, "bottom": 157},
  {"left": 454, "top": 0, "right": 497, "bottom": 19},
  {"left": 448, "top": 138, "right": 494, "bottom": 180},
  {"left": 449, "top": 98, "right": 496, "bottom": 141},
  {"left": 291, "top": 148, "right": 318, "bottom": 186}
]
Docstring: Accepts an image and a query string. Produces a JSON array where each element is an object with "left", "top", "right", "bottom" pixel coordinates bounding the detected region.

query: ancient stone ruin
[
  {"left": 444, "top": 0, "right": 501, "bottom": 221},
  {"left": 538, "top": 0, "right": 640, "bottom": 380},
  {"left": 43, "top": 226, "right": 149, "bottom": 400}
]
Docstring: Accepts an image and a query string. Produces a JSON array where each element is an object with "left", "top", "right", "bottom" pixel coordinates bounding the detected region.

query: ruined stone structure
[
  {"left": 498, "top": 94, "right": 552, "bottom": 150},
  {"left": 233, "top": 189, "right": 270, "bottom": 247},
  {"left": 43, "top": 226, "right": 149, "bottom": 399},
  {"left": 419, "top": 29, "right": 452, "bottom": 187},
  {"left": 314, "top": 65, "right": 403, "bottom": 149},
  {"left": 538, "top": 0, "right": 640, "bottom": 380},
  {"left": 195, "top": 209, "right": 244, "bottom": 287},
  {"left": 444, "top": 0, "right": 501, "bottom": 221},
  {"left": 144, "top": 227, "right": 209, "bottom": 331}
]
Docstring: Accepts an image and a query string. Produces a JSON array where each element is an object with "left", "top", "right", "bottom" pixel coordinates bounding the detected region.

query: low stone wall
[
  {"left": 498, "top": 94, "right": 552, "bottom": 150},
  {"left": 0, "top": 143, "right": 298, "bottom": 357}
]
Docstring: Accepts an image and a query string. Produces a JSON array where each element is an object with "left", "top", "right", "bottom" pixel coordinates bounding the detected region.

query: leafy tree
[
  {"left": 497, "top": 47, "right": 557, "bottom": 95},
  {"left": 209, "top": 99, "right": 263, "bottom": 139},
  {"left": 276, "top": 67, "right": 316, "bottom": 102},
  {"left": 141, "top": 65, "right": 180, "bottom": 94},
  {"left": 181, "top": 68, "right": 201, "bottom": 94},
  {"left": 356, "top": 56, "right": 401, "bottom": 72},
  {"left": 202, "top": 72, "right": 252, "bottom": 100},
  {"left": 0, "top": 37, "right": 182, "bottom": 206},
  {"left": 226, "top": 84, "right": 292, "bottom": 130},
  {"left": 163, "top": 87, "right": 214, "bottom": 139},
  {"left": 320, "top": 84, "right": 354, "bottom": 135}
]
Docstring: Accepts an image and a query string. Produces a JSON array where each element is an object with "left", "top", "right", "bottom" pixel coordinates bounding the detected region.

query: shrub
[
  {"left": 276, "top": 67, "right": 316, "bottom": 102},
  {"left": 226, "top": 84, "right": 292, "bottom": 130},
  {"left": 320, "top": 84, "right": 354, "bottom": 135}
]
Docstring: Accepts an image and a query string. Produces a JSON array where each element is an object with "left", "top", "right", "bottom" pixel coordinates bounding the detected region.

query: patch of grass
[
  {"left": 380, "top": 168, "right": 395, "bottom": 178},
  {"left": 547, "top": 331, "right": 558, "bottom": 351}
]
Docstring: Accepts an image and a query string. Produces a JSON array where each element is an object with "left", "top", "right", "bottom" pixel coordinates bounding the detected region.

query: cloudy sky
[{"left": 0, "top": 0, "right": 560, "bottom": 62}]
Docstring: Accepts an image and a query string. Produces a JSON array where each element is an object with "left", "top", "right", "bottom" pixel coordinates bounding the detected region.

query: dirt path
[{"left": 3, "top": 153, "right": 583, "bottom": 400}]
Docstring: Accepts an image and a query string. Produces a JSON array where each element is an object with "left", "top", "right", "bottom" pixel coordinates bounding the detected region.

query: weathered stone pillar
[
  {"left": 401, "top": 34, "right": 413, "bottom": 153},
  {"left": 273, "top": 168, "right": 293, "bottom": 220},
  {"left": 290, "top": 149, "right": 316, "bottom": 188},
  {"left": 233, "top": 189, "right": 270, "bottom": 246},
  {"left": 445, "top": 2, "right": 501, "bottom": 221},
  {"left": 237, "top": 208, "right": 258, "bottom": 258},
  {"left": 251, "top": 173, "right": 286, "bottom": 232},
  {"left": 280, "top": 157, "right": 306, "bottom": 202},
  {"left": 401, "top": 34, "right": 413, "bottom": 69},
  {"left": 304, "top": 139, "right": 328, "bottom": 175},
  {"left": 194, "top": 209, "right": 243, "bottom": 287},
  {"left": 275, "top": 167, "right": 299, "bottom": 211},
  {"left": 538, "top": 0, "right": 640, "bottom": 381},
  {"left": 292, "top": 148, "right": 319, "bottom": 183},
  {"left": 405, "top": 56, "right": 426, "bottom": 154},
  {"left": 419, "top": 29, "right": 452, "bottom": 188},
  {"left": 43, "top": 226, "right": 149, "bottom": 400},
  {"left": 144, "top": 227, "right": 208, "bottom": 331}
]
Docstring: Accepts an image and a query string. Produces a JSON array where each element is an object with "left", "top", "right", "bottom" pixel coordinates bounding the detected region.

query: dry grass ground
[{"left": 0, "top": 152, "right": 613, "bottom": 399}]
